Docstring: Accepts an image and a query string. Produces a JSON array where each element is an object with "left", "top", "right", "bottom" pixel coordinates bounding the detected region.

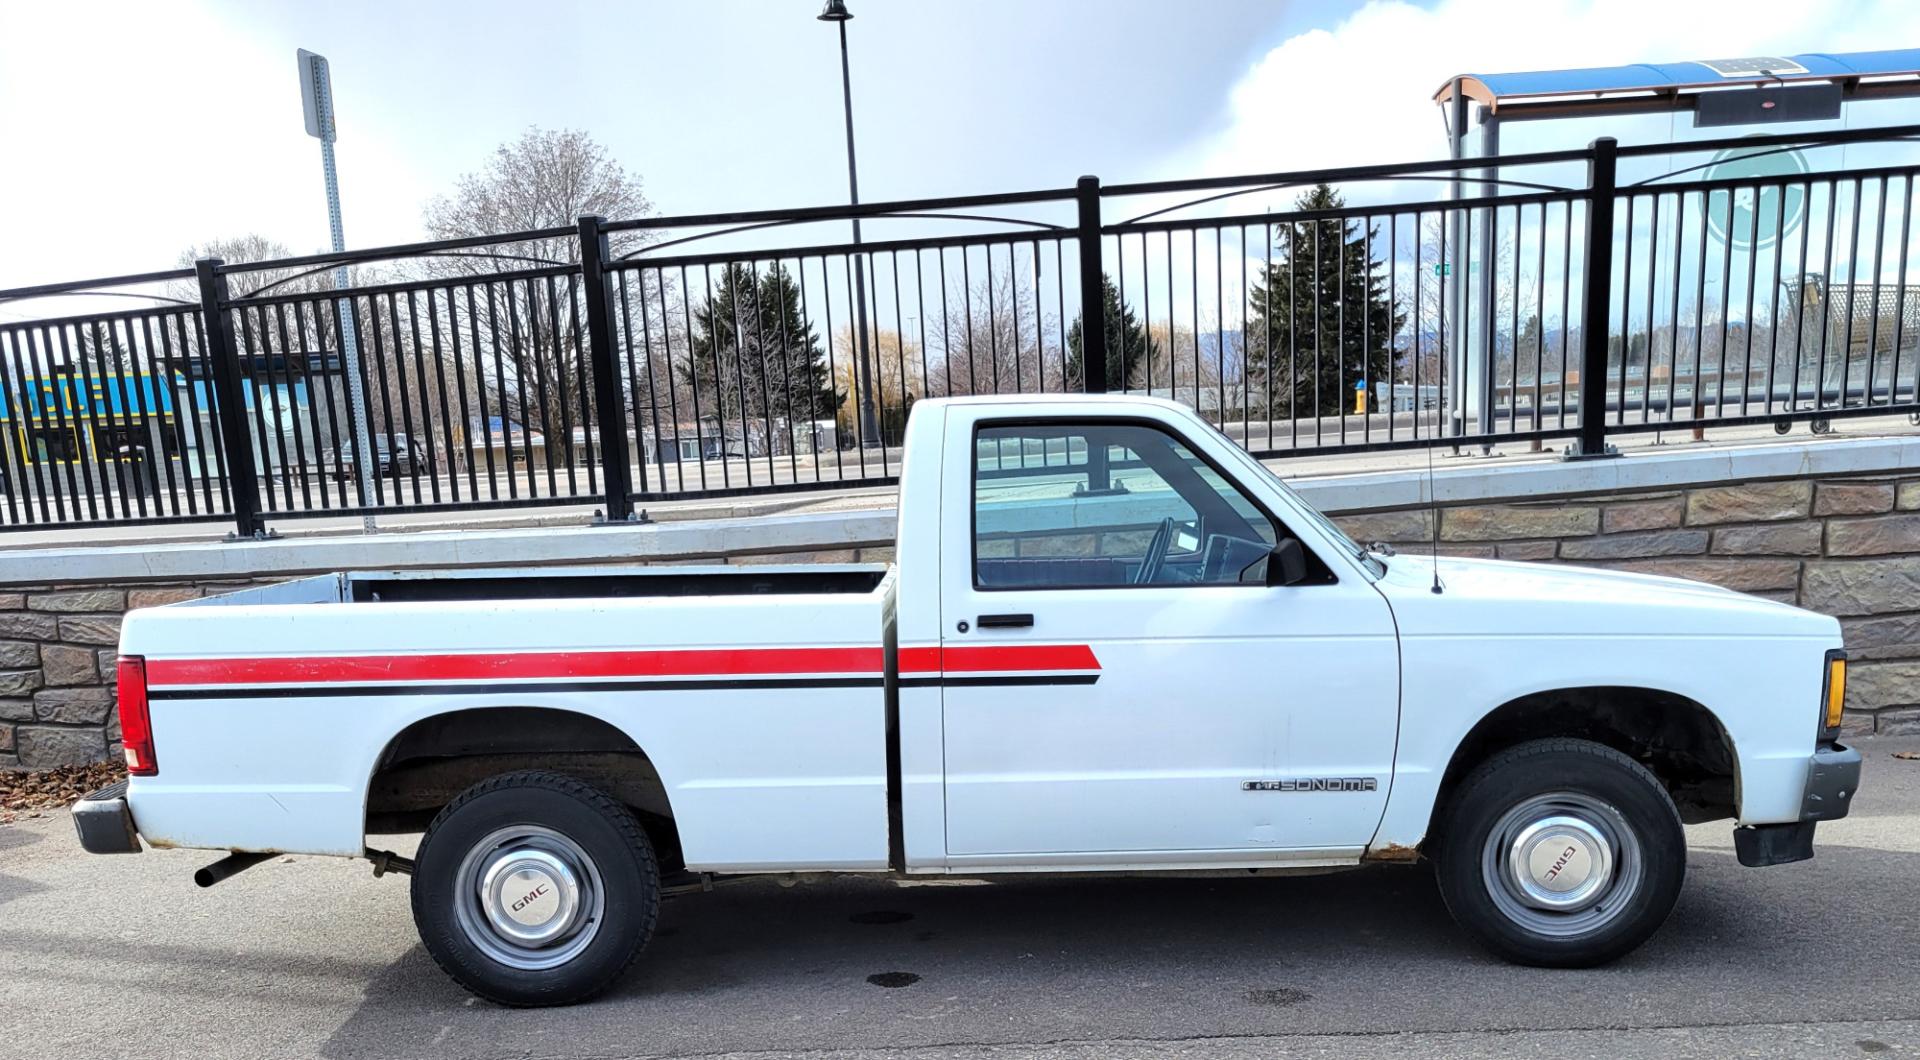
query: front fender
[{"left": 1369, "top": 632, "right": 1828, "bottom": 853}]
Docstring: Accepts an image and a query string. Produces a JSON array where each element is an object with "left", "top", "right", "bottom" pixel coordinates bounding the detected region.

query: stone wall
[
  {"left": 3, "top": 444, "right": 1917, "bottom": 769},
  {"left": 1331, "top": 475, "right": 1920, "bottom": 737}
]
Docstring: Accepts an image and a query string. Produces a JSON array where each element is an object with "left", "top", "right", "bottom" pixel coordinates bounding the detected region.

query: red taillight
[{"left": 117, "top": 655, "right": 156, "bottom": 776}]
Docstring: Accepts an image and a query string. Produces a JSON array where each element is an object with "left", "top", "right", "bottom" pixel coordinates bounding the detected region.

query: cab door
[{"left": 936, "top": 407, "right": 1400, "bottom": 864}]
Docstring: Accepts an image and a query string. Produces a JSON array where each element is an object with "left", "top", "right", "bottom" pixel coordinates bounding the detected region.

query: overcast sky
[{"left": 3, "top": 0, "right": 1918, "bottom": 313}]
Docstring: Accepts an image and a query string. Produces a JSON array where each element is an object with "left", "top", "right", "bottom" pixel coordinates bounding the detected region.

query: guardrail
[{"left": 2, "top": 125, "right": 1918, "bottom": 536}]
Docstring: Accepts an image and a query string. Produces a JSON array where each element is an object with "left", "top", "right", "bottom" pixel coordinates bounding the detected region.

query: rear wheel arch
[
  {"left": 364, "top": 706, "right": 680, "bottom": 867},
  {"left": 1428, "top": 686, "right": 1738, "bottom": 845}
]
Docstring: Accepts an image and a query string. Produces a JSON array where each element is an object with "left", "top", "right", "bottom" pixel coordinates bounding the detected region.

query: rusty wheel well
[
  {"left": 365, "top": 706, "right": 681, "bottom": 870},
  {"left": 1428, "top": 686, "right": 1737, "bottom": 844}
]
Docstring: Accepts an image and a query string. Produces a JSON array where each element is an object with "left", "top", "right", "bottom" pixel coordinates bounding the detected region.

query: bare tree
[
  {"left": 832, "top": 323, "right": 921, "bottom": 442},
  {"left": 929, "top": 268, "right": 1055, "bottom": 397},
  {"left": 176, "top": 236, "right": 463, "bottom": 467},
  {"left": 418, "top": 128, "right": 658, "bottom": 464},
  {"left": 176, "top": 236, "right": 332, "bottom": 299}
]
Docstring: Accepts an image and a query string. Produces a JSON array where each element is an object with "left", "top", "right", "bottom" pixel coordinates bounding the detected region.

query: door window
[{"left": 973, "top": 422, "right": 1279, "bottom": 589}]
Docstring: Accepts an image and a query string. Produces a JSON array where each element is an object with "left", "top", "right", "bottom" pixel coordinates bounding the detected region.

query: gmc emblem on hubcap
[
  {"left": 510, "top": 883, "right": 552, "bottom": 913},
  {"left": 1544, "top": 844, "right": 1579, "bottom": 882}
]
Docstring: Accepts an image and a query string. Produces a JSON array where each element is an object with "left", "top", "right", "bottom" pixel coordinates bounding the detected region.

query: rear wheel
[
  {"left": 411, "top": 770, "right": 658, "bottom": 1006},
  {"left": 1435, "top": 738, "right": 1684, "bottom": 967}
]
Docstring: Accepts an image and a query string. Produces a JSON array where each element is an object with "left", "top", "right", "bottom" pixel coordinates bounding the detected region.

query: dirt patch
[{"left": 1, "top": 761, "right": 126, "bottom": 823}]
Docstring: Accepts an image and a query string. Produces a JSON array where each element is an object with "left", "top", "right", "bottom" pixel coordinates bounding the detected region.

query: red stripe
[
  {"left": 148, "top": 643, "right": 1101, "bottom": 687},
  {"left": 147, "top": 646, "right": 884, "bottom": 687},
  {"left": 898, "top": 646, "right": 942, "bottom": 674},
  {"left": 899, "top": 644, "right": 1100, "bottom": 675}
]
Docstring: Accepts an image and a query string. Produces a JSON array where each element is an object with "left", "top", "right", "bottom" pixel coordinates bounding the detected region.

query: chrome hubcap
[
  {"left": 480, "top": 848, "right": 581, "bottom": 945},
  {"left": 1481, "top": 792, "right": 1641, "bottom": 938},
  {"left": 453, "top": 826, "right": 604, "bottom": 970},
  {"left": 1507, "top": 815, "right": 1613, "bottom": 911}
]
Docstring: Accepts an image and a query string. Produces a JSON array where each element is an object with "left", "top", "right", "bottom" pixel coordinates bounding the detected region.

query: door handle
[{"left": 977, "top": 613, "right": 1034, "bottom": 629}]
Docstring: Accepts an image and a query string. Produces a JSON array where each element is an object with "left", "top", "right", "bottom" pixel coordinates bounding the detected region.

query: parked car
[
  {"left": 334, "top": 433, "right": 431, "bottom": 480},
  {"left": 76, "top": 394, "right": 1859, "bottom": 1006}
]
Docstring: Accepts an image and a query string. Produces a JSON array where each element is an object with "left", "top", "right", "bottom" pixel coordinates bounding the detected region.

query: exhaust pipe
[{"left": 194, "top": 851, "right": 275, "bottom": 888}]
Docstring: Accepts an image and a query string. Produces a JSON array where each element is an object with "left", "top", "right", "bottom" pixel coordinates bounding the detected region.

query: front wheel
[
  {"left": 1435, "top": 738, "right": 1685, "bottom": 968},
  {"left": 411, "top": 770, "right": 659, "bottom": 1006}
]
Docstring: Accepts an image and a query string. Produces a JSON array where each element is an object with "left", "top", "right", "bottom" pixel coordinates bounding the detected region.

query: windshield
[{"left": 1191, "top": 418, "right": 1386, "bottom": 577}]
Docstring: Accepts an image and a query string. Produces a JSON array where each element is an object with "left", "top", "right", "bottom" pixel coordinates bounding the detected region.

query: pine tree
[
  {"left": 681, "top": 264, "right": 842, "bottom": 452},
  {"left": 1246, "top": 185, "right": 1405, "bottom": 419},
  {"left": 1065, "top": 274, "right": 1157, "bottom": 391}
]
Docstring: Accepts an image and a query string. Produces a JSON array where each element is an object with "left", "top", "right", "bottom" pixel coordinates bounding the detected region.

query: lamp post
[{"left": 819, "top": 0, "right": 881, "bottom": 448}]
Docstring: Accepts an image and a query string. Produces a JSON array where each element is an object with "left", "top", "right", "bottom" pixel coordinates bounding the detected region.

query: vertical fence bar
[
  {"left": 1572, "top": 138, "right": 1618, "bottom": 459},
  {"left": 578, "top": 216, "right": 635, "bottom": 522},
  {"left": 1075, "top": 176, "right": 1108, "bottom": 395},
  {"left": 195, "top": 259, "right": 265, "bottom": 534}
]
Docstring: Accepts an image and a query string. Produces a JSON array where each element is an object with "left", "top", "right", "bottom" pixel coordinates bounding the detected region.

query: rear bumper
[
  {"left": 1733, "top": 741, "right": 1861, "bottom": 868},
  {"left": 71, "top": 780, "right": 143, "bottom": 855}
]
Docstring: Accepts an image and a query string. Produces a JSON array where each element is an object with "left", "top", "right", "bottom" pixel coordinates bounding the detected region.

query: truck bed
[{"left": 124, "top": 563, "right": 900, "bottom": 869}]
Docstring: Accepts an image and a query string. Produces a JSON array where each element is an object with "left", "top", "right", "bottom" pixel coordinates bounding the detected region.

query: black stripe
[
  {"left": 900, "top": 674, "right": 1101, "bottom": 688},
  {"left": 149, "top": 672, "right": 1099, "bottom": 700}
]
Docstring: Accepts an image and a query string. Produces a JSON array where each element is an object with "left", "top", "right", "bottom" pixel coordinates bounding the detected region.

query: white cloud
[
  {"left": 1188, "top": 0, "right": 1920, "bottom": 181},
  {"left": 0, "top": 0, "right": 432, "bottom": 301}
]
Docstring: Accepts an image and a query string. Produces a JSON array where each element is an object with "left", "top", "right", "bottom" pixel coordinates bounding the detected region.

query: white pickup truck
[{"left": 74, "top": 395, "right": 1860, "bottom": 1006}]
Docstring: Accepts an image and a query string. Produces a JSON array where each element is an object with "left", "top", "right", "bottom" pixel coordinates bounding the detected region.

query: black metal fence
[{"left": 3, "top": 125, "right": 1918, "bottom": 536}]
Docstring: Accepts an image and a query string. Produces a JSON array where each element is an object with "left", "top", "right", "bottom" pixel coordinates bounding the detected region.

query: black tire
[
  {"left": 1434, "top": 738, "right": 1684, "bottom": 968},
  {"left": 411, "top": 770, "right": 659, "bottom": 1006}
]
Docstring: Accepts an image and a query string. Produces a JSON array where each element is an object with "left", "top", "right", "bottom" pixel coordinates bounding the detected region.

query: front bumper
[
  {"left": 1800, "top": 741, "right": 1862, "bottom": 821},
  {"left": 1733, "top": 741, "right": 1861, "bottom": 868},
  {"left": 71, "top": 780, "right": 143, "bottom": 855}
]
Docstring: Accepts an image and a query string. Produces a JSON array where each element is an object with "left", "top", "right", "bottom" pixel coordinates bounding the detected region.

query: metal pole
[
  {"left": 578, "top": 216, "right": 636, "bottom": 521},
  {"left": 195, "top": 260, "right": 265, "bottom": 537},
  {"left": 1447, "top": 82, "right": 1468, "bottom": 445},
  {"left": 1571, "top": 137, "right": 1621, "bottom": 460},
  {"left": 1075, "top": 176, "right": 1112, "bottom": 492},
  {"left": 306, "top": 55, "right": 377, "bottom": 529},
  {"left": 1475, "top": 111, "right": 1500, "bottom": 453},
  {"left": 1075, "top": 176, "right": 1109, "bottom": 393},
  {"left": 835, "top": 19, "right": 882, "bottom": 448}
]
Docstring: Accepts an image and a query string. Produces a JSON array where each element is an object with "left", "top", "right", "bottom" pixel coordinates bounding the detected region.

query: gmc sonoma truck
[{"left": 74, "top": 395, "right": 1861, "bottom": 1006}]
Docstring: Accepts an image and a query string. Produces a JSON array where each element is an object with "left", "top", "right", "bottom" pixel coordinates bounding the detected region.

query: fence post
[
  {"left": 578, "top": 215, "right": 637, "bottom": 521},
  {"left": 1571, "top": 137, "right": 1620, "bottom": 460},
  {"left": 194, "top": 258, "right": 265, "bottom": 537},
  {"left": 1075, "top": 175, "right": 1109, "bottom": 395}
]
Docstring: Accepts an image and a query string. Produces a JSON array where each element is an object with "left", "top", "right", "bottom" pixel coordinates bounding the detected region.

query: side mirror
[{"left": 1266, "top": 538, "right": 1310, "bottom": 587}]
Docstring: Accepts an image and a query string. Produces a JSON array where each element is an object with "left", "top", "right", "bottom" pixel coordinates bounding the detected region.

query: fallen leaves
[{"left": 1, "top": 761, "right": 128, "bottom": 823}]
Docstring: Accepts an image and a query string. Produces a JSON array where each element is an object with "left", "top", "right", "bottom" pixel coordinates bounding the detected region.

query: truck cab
[{"left": 893, "top": 397, "right": 1401, "bottom": 868}]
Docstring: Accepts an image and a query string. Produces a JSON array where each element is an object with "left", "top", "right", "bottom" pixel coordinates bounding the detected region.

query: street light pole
[
  {"left": 298, "top": 49, "right": 377, "bottom": 530},
  {"left": 819, "top": 0, "right": 881, "bottom": 448}
]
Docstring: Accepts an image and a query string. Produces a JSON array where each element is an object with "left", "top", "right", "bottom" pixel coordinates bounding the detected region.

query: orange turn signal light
[{"left": 1824, "top": 655, "right": 1847, "bottom": 733}]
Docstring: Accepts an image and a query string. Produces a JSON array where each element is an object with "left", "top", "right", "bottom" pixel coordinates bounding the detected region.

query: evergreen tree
[
  {"left": 1065, "top": 274, "right": 1157, "bottom": 391},
  {"left": 681, "top": 263, "right": 842, "bottom": 452},
  {"left": 1246, "top": 185, "right": 1405, "bottom": 418}
]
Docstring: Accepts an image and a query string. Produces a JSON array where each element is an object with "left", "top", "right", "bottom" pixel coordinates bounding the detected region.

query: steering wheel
[{"left": 1134, "top": 517, "right": 1176, "bottom": 585}]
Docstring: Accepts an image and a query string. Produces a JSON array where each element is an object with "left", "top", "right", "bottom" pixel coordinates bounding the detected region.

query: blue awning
[{"left": 1437, "top": 49, "right": 1920, "bottom": 111}]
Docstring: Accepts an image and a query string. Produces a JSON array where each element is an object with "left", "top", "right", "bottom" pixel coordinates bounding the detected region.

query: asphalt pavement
[{"left": 2, "top": 737, "right": 1917, "bottom": 1060}]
